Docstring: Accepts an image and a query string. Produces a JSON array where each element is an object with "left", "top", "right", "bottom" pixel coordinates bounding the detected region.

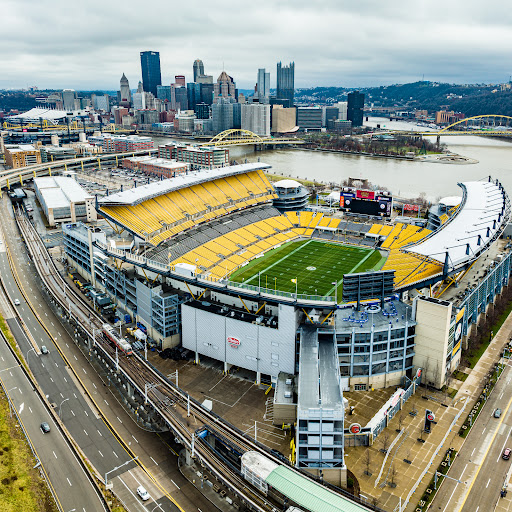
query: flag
[{"left": 291, "top": 279, "right": 297, "bottom": 283}]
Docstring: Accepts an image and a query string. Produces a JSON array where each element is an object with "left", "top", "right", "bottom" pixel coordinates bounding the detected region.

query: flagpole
[{"left": 295, "top": 277, "right": 298, "bottom": 298}]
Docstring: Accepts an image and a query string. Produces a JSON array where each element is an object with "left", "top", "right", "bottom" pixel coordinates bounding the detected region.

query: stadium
[{"left": 61, "top": 161, "right": 511, "bottom": 473}]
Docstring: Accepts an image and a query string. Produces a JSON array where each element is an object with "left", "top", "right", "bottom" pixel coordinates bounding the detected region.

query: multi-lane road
[
  {"left": 430, "top": 362, "right": 512, "bottom": 512},
  {"left": 0, "top": 200, "right": 215, "bottom": 512}
]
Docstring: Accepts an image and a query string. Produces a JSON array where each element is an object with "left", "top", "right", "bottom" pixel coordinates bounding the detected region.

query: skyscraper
[
  {"left": 193, "top": 59, "right": 204, "bottom": 82},
  {"left": 347, "top": 91, "right": 365, "bottom": 127},
  {"left": 119, "top": 73, "right": 131, "bottom": 106},
  {"left": 62, "top": 89, "right": 76, "bottom": 111},
  {"left": 276, "top": 61, "right": 295, "bottom": 106},
  {"left": 140, "top": 51, "right": 162, "bottom": 96},
  {"left": 213, "top": 71, "right": 236, "bottom": 103},
  {"left": 257, "top": 69, "right": 270, "bottom": 103}
]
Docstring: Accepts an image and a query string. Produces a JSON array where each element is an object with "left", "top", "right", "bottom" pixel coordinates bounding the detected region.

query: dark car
[
  {"left": 495, "top": 408, "right": 502, "bottom": 418},
  {"left": 40, "top": 422, "right": 50, "bottom": 434},
  {"left": 503, "top": 448, "right": 511, "bottom": 460}
]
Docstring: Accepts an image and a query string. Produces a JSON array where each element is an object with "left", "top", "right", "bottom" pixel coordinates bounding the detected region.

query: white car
[
  {"left": 14, "top": 299, "right": 20, "bottom": 306},
  {"left": 136, "top": 486, "right": 150, "bottom": 501}
]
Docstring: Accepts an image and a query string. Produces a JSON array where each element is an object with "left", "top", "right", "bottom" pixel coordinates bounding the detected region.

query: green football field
[{"left": 229, "top": 239, "right": 386, "bottom": 297}]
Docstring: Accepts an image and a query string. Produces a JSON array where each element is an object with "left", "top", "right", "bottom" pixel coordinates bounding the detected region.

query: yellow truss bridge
[
  {"left": 199, "top": 129, "right": 304, "bottom": 147},
  {"left": 382, "top": 115, "right": 512, "bottom": 137}
]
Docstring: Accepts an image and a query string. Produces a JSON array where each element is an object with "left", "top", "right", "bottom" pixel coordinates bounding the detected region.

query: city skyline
[{"left": 2, "top": 0, "right": 512, "bottom": 90}]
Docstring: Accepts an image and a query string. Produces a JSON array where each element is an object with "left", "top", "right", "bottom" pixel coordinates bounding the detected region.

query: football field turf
[{"left": 229, "top": 239, "right": 385, "bottom": 297}]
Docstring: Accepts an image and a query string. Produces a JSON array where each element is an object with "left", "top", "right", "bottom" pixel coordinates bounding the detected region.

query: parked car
[{"left": 495, "top": 408, "right": 502, "bottom": 418}]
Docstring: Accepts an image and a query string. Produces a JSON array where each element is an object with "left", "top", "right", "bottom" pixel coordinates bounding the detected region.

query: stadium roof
[
  {"left": 405, "top": 179, "right": 509, "bottom": 269},
  {"left": 98, "top": 163, "right": 272, "bottom": 206},
  {"left": 7, "top": 108, "right": 73, "bottom": 123}
]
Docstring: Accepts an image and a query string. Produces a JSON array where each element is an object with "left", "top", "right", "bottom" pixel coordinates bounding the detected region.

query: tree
[
  {"left": 379, "top": 431, "right": 391, "bottom": 453},
  {"left": 388, "top": 464, "right": 398, "bottom": 488},
  {"left": 397, "top": 412, "right": 405, "bottom": 432},
  {"left": 364, "top": 448, "right": 372, "bottom": 476}
]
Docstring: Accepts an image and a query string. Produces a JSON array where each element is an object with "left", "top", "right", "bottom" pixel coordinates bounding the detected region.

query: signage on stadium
[
  {"left": 227, "top": 336, "right": 240, "bottom": 348},
  {"left": 403, "top": 203, "right": 420, "bottom": 212},
  {"left": 349, "top": 423, "right": 361, "bottom": 434},
  {"left": 356, "top": 189, "right": 375, "bottom": 200}
]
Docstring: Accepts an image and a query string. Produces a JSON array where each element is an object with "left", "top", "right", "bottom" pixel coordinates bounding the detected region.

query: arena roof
[
  {"left": 7, "top": 108, "right": 73, "bottom": 122},
  {"left": 98, "top": 163, "right": 272, "bottom": 206},
  {"left": 273, "top": 179, "right": 302, "bottom": 189},
  {"left": 405, "top": 179, "right": 509, "bottom": 269}
]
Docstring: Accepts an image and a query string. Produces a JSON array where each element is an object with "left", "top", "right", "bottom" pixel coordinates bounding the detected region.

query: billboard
[
  {"left": 342, "top": 270, "right": 395, "bottom": 304},
  {"left": 403, "top": 203, "right": 420, "bottom": 212},
  {"left": 340, "top": 190, "right": 392, "bottom": 218}
]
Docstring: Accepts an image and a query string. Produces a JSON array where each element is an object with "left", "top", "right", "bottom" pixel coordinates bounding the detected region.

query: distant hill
[{"left": 294, "top": 81, "right": 512, "bottom": 117}]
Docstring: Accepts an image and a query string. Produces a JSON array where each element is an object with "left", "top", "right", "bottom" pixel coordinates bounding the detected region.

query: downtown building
[
  {"left": 140, "top": 51, "right": 162, "bottom": 96},
  {"left": 158, "top": 142, "right": 229, "bottom": 169}
]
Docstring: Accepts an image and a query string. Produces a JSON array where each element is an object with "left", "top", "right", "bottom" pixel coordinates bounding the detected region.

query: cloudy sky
[{"left": 2, "top": 0, "right": 512, "bottom": 91}]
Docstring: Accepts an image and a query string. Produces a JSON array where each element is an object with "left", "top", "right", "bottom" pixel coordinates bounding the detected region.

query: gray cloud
[{"left": 2, "top": 0, "right": 512, "bottom": 90}]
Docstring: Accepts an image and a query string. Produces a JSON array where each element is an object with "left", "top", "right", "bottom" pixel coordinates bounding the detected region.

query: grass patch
[
  {"left": 0, "top": 316, "right": 28, "bottom": 373},
  {"left": 0, "top": 388, "right": 57, "bottom": 512},
  {"left": 452, "top": 370, "right": 468, "bottom": 382},
  {"left": 230, "top": 239, "right": 383, "bottom": 297},
  {"left": 264, "top": 172, "right": 320, "bottom": 188},
  {"left": 466, "top": 339, "right": 491, "bottom": 369}
]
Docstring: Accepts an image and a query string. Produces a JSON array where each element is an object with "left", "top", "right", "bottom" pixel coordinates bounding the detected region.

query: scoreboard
[{"left": 339, "top": 188, "right": 392, "bottom": 217}]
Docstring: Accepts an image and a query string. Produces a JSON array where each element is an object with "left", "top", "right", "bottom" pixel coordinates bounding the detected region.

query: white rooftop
[
  {"left": 241, "top": 451, "right": 278, "bottom": 480},
  {"left": 274, "top": 179, "right": 302, "bottom": 189},
  {"left": 125, "top": 157, "right": 187, "bottom": 169},
  {"left": 439, "top": 196, "right": 462, "bottom": 208},
  {"left": 99, "top": 163, "right": 272, "bottom": 206},
  {"left": 35, "top": 176, "right": 92, "bottom": 208},
  {"left": 405, "top": 179, "right": 509, "bottom": 269},
  {"left": 7, "top": 108, "right": 75, "bottom": 122}
]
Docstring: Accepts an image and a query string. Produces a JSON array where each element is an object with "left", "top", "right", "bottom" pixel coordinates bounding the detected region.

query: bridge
[
  {"left": 199, "top": 129, "right": 304, "bottom": 147},
  {"left": 382, "top": 115, "right": 512, "bottom": 137}
]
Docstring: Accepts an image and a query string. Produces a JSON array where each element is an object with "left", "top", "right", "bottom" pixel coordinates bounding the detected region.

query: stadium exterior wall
[{"left": 181, "top": 303, "right": 298, "bottom": 382}]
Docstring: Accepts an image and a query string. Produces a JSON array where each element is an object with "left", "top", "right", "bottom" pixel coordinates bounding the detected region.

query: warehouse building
[{"left": 34, "top": 176, "right": 97, "bottom": 226}]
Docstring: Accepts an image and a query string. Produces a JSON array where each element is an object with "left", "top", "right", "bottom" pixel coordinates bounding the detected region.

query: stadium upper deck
[{"left": 97, "top": 163, "right": 277, "bottom": 246}]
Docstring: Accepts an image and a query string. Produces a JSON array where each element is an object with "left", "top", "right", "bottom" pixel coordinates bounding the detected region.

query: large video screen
[{"left": 340, "top": 191, "right": 392, "bottom": 218}]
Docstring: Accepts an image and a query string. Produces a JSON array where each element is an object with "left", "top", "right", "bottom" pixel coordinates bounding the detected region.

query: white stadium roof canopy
[
  {"left": 98, "top": 163, "right": 272, "bottom": 206},
  {"left": 405, "top": 178, "right": 510, "bottom": 270},
  {"left": 7, "top": 108, "right": 78, "bottom": 123}
]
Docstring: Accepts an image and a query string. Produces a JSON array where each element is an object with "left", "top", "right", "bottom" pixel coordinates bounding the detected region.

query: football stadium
[{"left": 61, "top": 160, "right": 511, "bottom": 472}]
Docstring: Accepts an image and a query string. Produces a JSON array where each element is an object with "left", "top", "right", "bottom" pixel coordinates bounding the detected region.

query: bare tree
[
  {"left": 379, "top": 431, "right": 391, "bottom": 453},
  {"left": 397, "top": 413, "right": 405, "bottom": 432},
  {"left": 364, "top": 448, "right": 372, "bottom": 476},
  {"left": 388, "top": 464, "right": 398, "bottom": 488},
  {"left": 371, "top": 496, "right": 380, "bottom": 510}
]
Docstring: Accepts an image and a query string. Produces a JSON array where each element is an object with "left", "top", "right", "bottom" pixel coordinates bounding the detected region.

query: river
[{"left": 152, "top": 117, "right": 512, "bottom": 201}]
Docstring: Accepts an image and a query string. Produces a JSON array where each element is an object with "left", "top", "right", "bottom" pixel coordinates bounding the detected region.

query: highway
[
  {"left": 0, "top": 315, "right": 106, "bottom": 511},
  {"left": 430, "top": 362, "right": 512, "bottom": 512},
  {"left": 0, "top": 207, "right": 195, "bottom": 511}
]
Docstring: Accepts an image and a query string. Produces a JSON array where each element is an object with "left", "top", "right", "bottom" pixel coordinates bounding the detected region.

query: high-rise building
[
  {"left": 213, "top": 71, "right": 236, "bottom": 103},
  {"left": 187, "top": 83, "right": 201, "bottom": 112},
  {"left": 323, "top": 106, "right": 339, "bottom": 127},
  {"left": 297, "top": 107, "right": 322, "bottom": 131},
  {"left": 256, "top": 68, "right": 270, "bottom": 103},
  {"left": 119, "top": 73, "right": 131, "bottom": 106},
  {"left": 241, "top": 104, "right": 271, "bottom": 136},
  {"left": 113, "top": 107, "right": 129, "bottom": 125},
  {"left": 92, "top": 94, "right": 110, "bottom": 111},
  {"left": 347, "top": 91, "right": 365, "bottom": 127},
  {"left": 157, "top": 86, "right": 172, "bottom": 102},
  {"left": 195, "top": 103, "right": 211, "bottom": 120},
  {"left": 132, "top": 92, "right": 145, "bottom": 110},
  {"left": 175, "top": 75, "right": 186, "bottom": 87},
  {"left": 140, "top": 51, "right": 162, "bottom": 96},
  {"left": 193, "top": 59, "right": 204, "bottom": 82},
  {"left": 212, "top": 100, "right": 234, "bottom": 132},
  {"left": 62, "top": 89, "right": 76, "bottom": 111},
  {"left": 335, "top": 101, "right": 348, "bottom": 121},
  {"left": 276, "top": 62, "right": 295, "bottom": 106},
  {"left": 200, "top": 83, "right": 214, "bottom": 105},
  {"left": 271, "top": 105, "right": 297, "bottom": 134},
  {"left": 172, "top": 86, "right": 188, "bottom": 111}
]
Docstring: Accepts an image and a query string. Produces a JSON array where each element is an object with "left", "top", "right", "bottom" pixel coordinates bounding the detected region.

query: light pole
[
  {"left": 26, "top": 347, "right": 37, "bottom": 365},
  {"left": 58, "top": 398, "right": 69, "bottom": 417},
  {"left": 104, "top": 456, "right": 138, "bottom": 486}
]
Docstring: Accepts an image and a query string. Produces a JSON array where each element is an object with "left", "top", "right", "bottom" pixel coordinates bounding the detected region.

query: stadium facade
[{"left": 61, "top": 162, "right": 511, "bottom": 474}]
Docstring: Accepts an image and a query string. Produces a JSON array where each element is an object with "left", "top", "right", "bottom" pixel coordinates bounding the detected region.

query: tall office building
[
  {"left": 212, "top": 100, "right": 234, "bottom": 132},
  {"left": 256, "top": 69, "right": 270, "bottom": 103},
  {"left": 276, "top": 61, "right": 295, "bottom": 106},
  {"left": 213, "top": 71, "right": 236, "bottom": 103},
  {"left": 187, "top": 83, "right": 201, "bottom": 112},
  {"left": 119, "top": 73, "right": 131, "bottom": 106},
  {"left": 241, "top": 104, "right": 271, "bottom": 136},
  {"left": 193, "top": 59, "right": 204, "bottom": 82},
  {"left": 156, "top": 85, "right": 172, "bottom": 102},
  {"left": 173, "top": 87, "right": 188, "bottom": 111},
  {"left": 200, "top": 83, "right": 214, "bottom": 105},
  {"left": 62, "top": 89, "right": 76, "bottom": 111},
  {"left": 347, "top": 91, "right": 365, "bottom": 127},
  {"left": 140, "top": 51, "right": 162, "bottom": 96},
  {"left": 175, "top": 75, "right": 186, "bottom": 87}
]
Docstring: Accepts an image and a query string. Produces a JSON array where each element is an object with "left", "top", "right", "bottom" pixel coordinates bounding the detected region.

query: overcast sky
[{"left": 2, "top": 0, "right": 512, "bottom": 91}]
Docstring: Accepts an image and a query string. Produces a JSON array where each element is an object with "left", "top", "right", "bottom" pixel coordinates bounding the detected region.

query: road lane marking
[
  {"left": 60, "top": 393, "right": 64, "bottom": 399},
  {"left": 63, "top": 377, "right": 67, "bottom": 383},
  {"left": 486, "top": 478, "right": 491, "bottom": 488},
  {"left": 70, "top": 410, "right": 75, "bottom": 416},
  {"left": 132, "top": 435, "right": 138, "bottom": 443},
  {"left": 66, "top": 478, "right": 72, "bottom": 486},
  {"left": 92, "top": 383, "right": 96, "bottom": 389},
  {"left": 171, "top": 479, "right": 180, "bottom": 489},
  {"left": 50, "top": 377, "right": 53, "bottom": 382},
  {"left": 150, "top": 456, "right": 158, "bottom": 465},
  {"left": 28, "top": 406, "right": 32, "bottom": 413},
  {"left": 98, "top": 450, "right": 103, "bottom": 457},
  {"left": 113, "top": 451, "right": 118, "bottom": 458},
  {"left": 104, "top": 400, "right": 109, "bottom": 405},
  {"left": 97, "top": 430, "right": 102, "bottom": 437},
  {"left": 82, "top": 367, "right": 86, "bottom": 373},
  {"left": 74, "top": 355, "right": 78, "bottom": 360},
  {"left": 117, "top": 416, "right": 122, "bottom": 423},
  {"left": 53, "top": 451, "right": 57, "bottom": 459},
  {"left": 83, "top": 429, "right": 88, "bottom": 436}
]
